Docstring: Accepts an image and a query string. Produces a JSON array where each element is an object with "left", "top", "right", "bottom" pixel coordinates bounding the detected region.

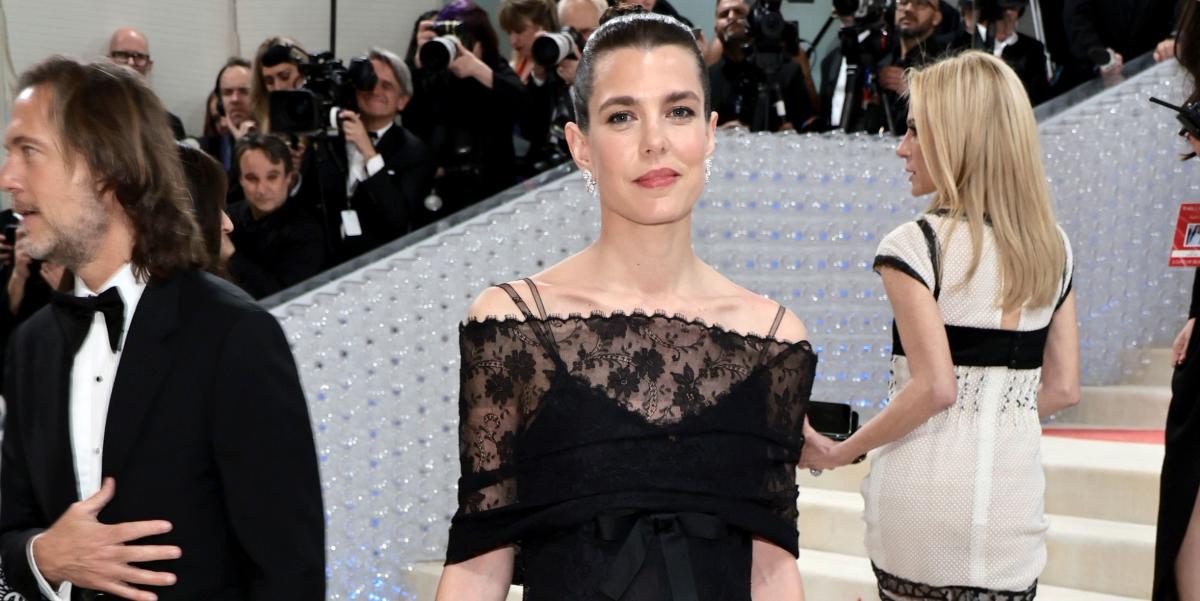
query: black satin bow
[
  {"left": 596, "top": 512, "right": 727, "bottom": 601},
  {"left": 51, "top": 287, "right": 125, "bottom": 354}
]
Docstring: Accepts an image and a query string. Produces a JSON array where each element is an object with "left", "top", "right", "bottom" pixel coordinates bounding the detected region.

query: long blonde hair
[{"left": 907, "top": 51, "right": 1066, "bottom": 312}]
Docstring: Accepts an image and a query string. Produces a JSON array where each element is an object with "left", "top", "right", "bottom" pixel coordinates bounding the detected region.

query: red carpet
[{"left": 1043, "top": 428, "right": 1165, "bottom": 444}]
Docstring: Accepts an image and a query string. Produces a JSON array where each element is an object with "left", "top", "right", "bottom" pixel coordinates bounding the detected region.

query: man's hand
[
  {"left": 229, "top": 118, "right": 257, "bottom": 142},
  {"left": 556, "top": 57, "right": 579, "bottom": 85},
  {"left": 339, "top": 111, "right": 377, "bottom": 160},
  {"left": 878, "top": 65, "right": 907, "bottom": 94},
  {"left": 1174, "top": 317, "right": 1195, "bottom": 366},
  {"left": 32, "top": 478, "right": 181, "bottom": 601},
  {"left": 1155, "top": 38, "right": 1177, "bottom": 63},
  {"left": 7, "top": 229, "right": 32, "bottom": 314}
]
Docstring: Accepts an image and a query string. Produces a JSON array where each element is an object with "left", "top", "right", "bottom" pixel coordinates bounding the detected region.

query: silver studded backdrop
[{"left": 270, "top": 61, "right": 1196, "bottom": 598}]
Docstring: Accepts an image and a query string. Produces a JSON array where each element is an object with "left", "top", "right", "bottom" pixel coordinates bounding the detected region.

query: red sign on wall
[{"left": 1170, "top": 203, "right": 1200, "bottom": 267}]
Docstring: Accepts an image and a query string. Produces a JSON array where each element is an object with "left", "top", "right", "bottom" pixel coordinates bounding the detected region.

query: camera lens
[
  {"left": 532, "top": 33, "right": 572, "bottom": 68},
  {"left": 420, "top": 37, "right": 458, "bottom": 71}
]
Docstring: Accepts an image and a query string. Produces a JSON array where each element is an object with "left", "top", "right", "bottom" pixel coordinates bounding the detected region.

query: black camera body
[
  {"left": 269, "top": 52, "right": 378, "bottom": 135},
  {"left": 419, "top": 20, "right": 478, "bottom": 72},
  {"left": 747, "top": 0, "right": 801, "bottom": 58},
  {"left": 532, "top": 27, "right": 586, "bottom": 69}
]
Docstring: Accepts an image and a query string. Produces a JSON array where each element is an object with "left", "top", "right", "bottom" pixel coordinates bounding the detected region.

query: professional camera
[
  {"left": 532, "top": 27, "right": 586, "bottom": 68},
  {"left": 746, "top": 0, "right": 801, "bottom": 57},
  {"left": 834, "top": 0, "right": 889, "bottom": 65},
  {"left": 269, "top": 52, "right": 378, "bottom": 134},
  {"left": 418, "top": 20, "right": 478, "bottom": 72}
]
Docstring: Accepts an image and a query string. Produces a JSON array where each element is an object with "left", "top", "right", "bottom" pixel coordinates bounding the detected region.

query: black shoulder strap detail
[
  {"left": 1056, "top": 229, "right": 1072, "bottom": 311},
  {"left": 767, "top": 304, "right": 786, "bottom": 339},
  {"left": 916, "top": 217, "right": 942, "bottom": 300},
  {"left": 521, "top": 278, "right": 548, "bottom": 319},
  {"left": 495, "top": 282, "right": 535, "bottom": 319}
]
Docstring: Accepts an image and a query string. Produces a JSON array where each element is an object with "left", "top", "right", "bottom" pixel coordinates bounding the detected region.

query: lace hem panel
[{"left": 873, "top": 564, "right": 1037, "bottom": 601}]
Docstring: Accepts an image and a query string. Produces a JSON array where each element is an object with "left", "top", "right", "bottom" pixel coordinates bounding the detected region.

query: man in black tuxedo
[
  {"left": 0, "top": 56, "right": 323, "bottom": 600},
  {"left": 311, "top": 47, "right": 436, "bottom": 261}
]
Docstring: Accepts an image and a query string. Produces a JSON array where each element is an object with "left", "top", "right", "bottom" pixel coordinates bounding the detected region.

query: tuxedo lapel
[
  {"left": 101, "top": 274, "right": 181, "bottom": 479},
  {"left": 32, "top": 312, "right": 83, "bottom": 509}
]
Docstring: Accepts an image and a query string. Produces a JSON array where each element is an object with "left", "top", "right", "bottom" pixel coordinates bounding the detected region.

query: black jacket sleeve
[
  {"left": 356, "top": 136, "right": 438, "bottom": 236},
  {"left": 1190, "top": 268, "right": 1200, "bottom": 319},
  {"left": 212, "top": 309, "right": 325, "bottom": 599},
  {"left": 228, "top": 219, "right": 327, "bottom": 299}
]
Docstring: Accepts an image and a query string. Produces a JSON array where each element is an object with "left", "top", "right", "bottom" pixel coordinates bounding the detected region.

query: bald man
[{"left": 108, "top": 27, "right": 187, "bottom": 139}]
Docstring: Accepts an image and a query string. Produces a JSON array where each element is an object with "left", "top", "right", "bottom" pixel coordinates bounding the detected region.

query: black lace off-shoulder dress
[{"left": 444, "top": 279, "right": 816, "bottom": 601}]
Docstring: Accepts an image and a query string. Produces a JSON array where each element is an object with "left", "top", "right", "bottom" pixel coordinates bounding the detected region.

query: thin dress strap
[
  {"left": 916, "top": 217, "right": 942, "bottom": 300},
  {"left": 495, "top": 282, "right": 535, "bottom": 319},
  {"left": 521, "top": 278, "right": 548, "bottom": 319},
  {"left": 767, "top": 304, "right": 786, "bottom": 339}
]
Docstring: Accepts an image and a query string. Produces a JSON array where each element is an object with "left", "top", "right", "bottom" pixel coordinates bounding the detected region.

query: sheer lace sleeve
[
  {"left": 445, "top": 318, "right": 555, "bottom": 563},
  {"left": 758, "top": 341, "right": 816, "bottom": 554}
]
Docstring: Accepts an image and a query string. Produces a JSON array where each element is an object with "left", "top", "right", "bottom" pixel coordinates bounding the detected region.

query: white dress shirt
[
  {"left": 27, "top": 263, "right": 148, "bottom": 601},
  {"left": 831, "top": 30, "right": 873, "bottom": 128},
  {"left": 979, "top": 24, "right": 1019, "bottom": 57},
  {"left": 345, "top": 122, "right": 393, "bottom": 199}
]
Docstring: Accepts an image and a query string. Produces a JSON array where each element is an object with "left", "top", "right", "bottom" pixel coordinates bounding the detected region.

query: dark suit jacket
[
  {"left": 1063, "top": 0, "right": 1177, "bottom": 63},
  {"left": 0, "top": 270, "right": 324, "bottom": 600},
  {"left": 1000, "top": 36, "right": 1052, "bottom": 106},
  {"left": 228, "top": 199, "right": 328, "bottom": 299},
  {"left": 311, "top": 124, "right": 436, "bottom": 261},
  {"left": 199, "top": 133, "right": 245, "bottom": 206}
]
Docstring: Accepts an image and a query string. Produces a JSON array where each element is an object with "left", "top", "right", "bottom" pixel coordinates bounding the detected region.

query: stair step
[
  {"left": 799, "top": 434, "right": 1163, "bottom": 525},
  {"left": 1121, "top": 348, "right": 1174, "bottom": 387},
  {"left": 1050, "top": 385, "right": 1171, "bottom": 429},
  {"left": 797, "top": 488, "right": 1155, "bottom": 598},
  {"left": 407, "top": 553, "right": 1149, "bottom": 600}
]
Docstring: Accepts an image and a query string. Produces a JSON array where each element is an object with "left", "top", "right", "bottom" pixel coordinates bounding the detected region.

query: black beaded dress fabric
[{"left": 445, "top": 281, "right": 816, "bottom": 601}]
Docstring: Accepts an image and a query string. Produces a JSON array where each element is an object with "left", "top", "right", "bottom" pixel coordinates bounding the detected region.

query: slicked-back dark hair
[
  {"left": 18, "top": 55, "right": 205, "bottom": 281},
  {"left": 570, "top": 5, "right": 711, "bottom": 132},
  {"left": 234, "top": 133, "right": 295, "bottom": 175}
]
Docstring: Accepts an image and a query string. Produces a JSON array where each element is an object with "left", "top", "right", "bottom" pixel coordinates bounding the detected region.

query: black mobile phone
[{"left": 3, "top": 223, "right": 16, "bottom": 247}]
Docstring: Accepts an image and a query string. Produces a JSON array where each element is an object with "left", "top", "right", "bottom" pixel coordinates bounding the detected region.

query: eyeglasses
[{"left": 110, "top": 51, "right": 150, "bottom": 66}]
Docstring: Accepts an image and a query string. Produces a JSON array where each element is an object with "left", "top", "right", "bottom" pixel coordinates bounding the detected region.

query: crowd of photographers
[{"left": 0, "top": 0, "right": 1179, "bottom": 326}]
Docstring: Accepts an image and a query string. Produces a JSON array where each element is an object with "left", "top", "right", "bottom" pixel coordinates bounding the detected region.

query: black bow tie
[
  {"left": 368, "top": 131, "right": 379, "bottom": 142},
  {"left": 51, "top": 287, "right": 125, "bottom": 354}
]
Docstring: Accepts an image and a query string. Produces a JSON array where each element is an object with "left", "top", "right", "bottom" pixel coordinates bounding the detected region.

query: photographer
[
  {"left": 940, "top": 1, "right": 1050, "bottom": 105},
  {"left": 708, "top": 0, "right": 818, "bottom": 132},
  {"left": 251, "top": 36, "right": 309, "bottom": 128},
  {"left": 227, "top": 134, "right": 327, "bottom": 299},
  {"left": 819, "top": 0, "right": 898, "bottom": 133},
  {"left": 500, "top": 0, "right": 569, "bottom": 173},
  {"left": 310, "top": 48, "right": 436, "bottom": 261},
  {"left": 404, "top": 0, "right": 528, "bottom": 211},
  {"left": 871, "top": 0, "right": 952, "bottom": 133},
  {"left": 499, "top": 0, "right": 558, "bottom": 84}
]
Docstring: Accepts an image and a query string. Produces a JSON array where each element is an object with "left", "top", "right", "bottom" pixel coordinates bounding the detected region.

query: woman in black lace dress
[
  {"left": 435, "top": 7, "right": 818, "bottom": 601},
  {"left": 1156, "top": 3, "right": 1200, "bottom": 599}
]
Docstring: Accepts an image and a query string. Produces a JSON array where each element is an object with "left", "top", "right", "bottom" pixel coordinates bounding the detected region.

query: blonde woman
[
  {"left": 249, "top": 35, "right": 308, "bottom": 131},
  {"left": 807, "top": 51, "right": 1080, "bottom": 598}
]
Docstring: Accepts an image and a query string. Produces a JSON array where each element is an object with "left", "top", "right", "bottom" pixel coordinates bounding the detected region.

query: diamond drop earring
[
  {"left": 704, "top": 158, "right": 712, "bottom": 184},
  {"left": 583, "top": 169, "right": 597, "bottom": 196}
]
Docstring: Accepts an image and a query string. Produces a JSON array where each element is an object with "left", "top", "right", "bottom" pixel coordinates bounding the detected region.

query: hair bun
[{"left": 600, "top": 2, "right": 646, "bottom": 25}]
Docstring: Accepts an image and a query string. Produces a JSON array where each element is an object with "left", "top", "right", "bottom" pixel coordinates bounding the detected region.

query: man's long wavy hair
[{"left": 19, "top": 56, "right": 205, "bottom": 282}]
